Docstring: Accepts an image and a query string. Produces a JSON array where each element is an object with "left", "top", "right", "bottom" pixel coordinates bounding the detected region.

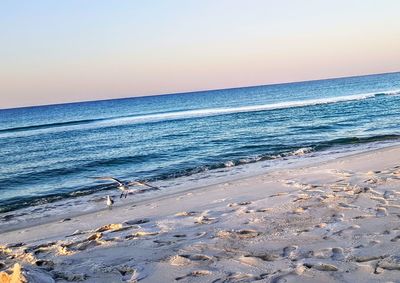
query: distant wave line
[
  {"left": 107, "top": 89, "right": 399, "bottom": 124},
  {"left": 1, "top": 89, "right": 399, "bottom": 135}
]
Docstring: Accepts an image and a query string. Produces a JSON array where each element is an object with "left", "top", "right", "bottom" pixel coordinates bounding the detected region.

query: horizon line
[{"left": 1, "top": 70, "right": 399, "bottom": 111}]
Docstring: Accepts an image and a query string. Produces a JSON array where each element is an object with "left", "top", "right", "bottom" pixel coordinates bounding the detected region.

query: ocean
[{"left": 1, "top": 72, "right": 400, "bottom": 215}]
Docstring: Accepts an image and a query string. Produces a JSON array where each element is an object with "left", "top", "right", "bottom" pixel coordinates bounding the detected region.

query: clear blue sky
[{"left": 1, "top": 0, "right": 399, "bottom": 108}]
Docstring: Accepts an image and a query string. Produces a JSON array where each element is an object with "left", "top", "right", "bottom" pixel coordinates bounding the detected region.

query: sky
[{"left": 1, "top": 0, "right": 400, "bottom": 109}]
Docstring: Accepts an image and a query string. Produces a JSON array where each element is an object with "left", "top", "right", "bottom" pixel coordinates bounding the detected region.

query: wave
[
  {"left": 0, "top": 118, "right": 107, "bottom": 134},
  {"left": 313, "top": 134, "right": 400, "bottom": 150},
  {"left": 1, "top": 133, "right": 399, "bottom": 214},
  {"left": 1, "top": 89, "right": 399, "bottom": 135}
]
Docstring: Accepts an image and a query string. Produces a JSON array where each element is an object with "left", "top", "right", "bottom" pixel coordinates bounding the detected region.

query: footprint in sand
[
  {"left": 239, "top": 252, "right": 280, "bottom": 266},
  {"left": 25, "top": 241, "right": 57, "bottom": 254},
  {"left": 95, "top": 223, "right": 129, "bottom": 233},
  {"left": 169, "top": 254, "right": 213, "bottom": 266},
  {"left": 370, "top": 196, "right": 388, "bottom": 205},
  {"left": 352, "top": 214, "right": 374, "bottom": 220},
  {"left": 4, "top": 242, "right": 25, "bottom": 249},
  {"left": 213, "top": 272, "right": 268, "bottom": 283},
  {"left": 175, "top": 211, "right": 197, "bottom": 217},
  {"left": 315, "top": 223, "right": 327, "bottom": 228},
  {"left": 366, "top": 240, "right": 381, "bottom": 246},
  {"left": 65, "top": 233, "right": 104, "bottom": 251},
  {"left": 390, "top": 234, "right": 400, "bottom": 242},
  {"left": 58, "top": 232, "right": 105, "bottom": 253},
  {"left": 217, "top": 229, "right": 261, "bottom": 239},
  {"left": 269, "top": 266, "right": 306, "bottom": 283},
  {"left": 377, "top": 255, "right": 400, "bottom": 271},
  {"left": 255, "top": 208, "right": 272, "bottom": 213},
  {"left": 314, "top": 248, "right": 332, "bottom": 259},
  {"left": 293, "top": 207, "right": 308, "bottom": 214},
  {"left": 253, "top": 252, "right": 280, "bottom": 262},
  {"left": 338, "top": 202, "right": 358, "bottom": 209},
  {"left": 331, "top": 247, "right": 345, "bottom": 261},
  {"left": 35, "top": 259, "right": 54, "bottom": 271},
  {"left": 352, "top": 255, "right": 385, "bottom": 263},
  {"left": 383, "top": 190, "right": 397, "bottom": 200},
  {"left": 376, "top": 207, "right": 388, "bottom": 217},
  {"left": 303, "top": 262, "right": 338, "bottom": 271},
  {"left": 66, "top": 230, "right": 87, "bottom": 237},
  {"left": 234, "top": 206, "right": 253, "bottom": 215},
  {"left": 293, "top": 194, "right": 312, "bottom": 203},
  {"left": 228, "top": 201, "right": 252, "bottom": 207},
  {"left": 52, "top": 270, "right": 88, "bottom": 281},
  {"left": 153, "top": 239, "right": 176, "bottom": 247},
  {"left": 195, "top": 214, "right": 216, "bottom": 225},
  {"left": 169, "top": 255, "right": 191, "bottom": 266},
  {"left": 175, "top": 270, "right": 212, "bottom": 281},
  {"left": 123, "top": 218, "right": 150, "bottom": 225},
  {"left": 269, "top": 192, "right": 289, "bottom": 198},
  {"left": 331, "top": 213, "right": 344, "bottom": 222},
  {"left": 332, "top": 225, "right": 360, "bottom": 236},
  {"left": 126, "top": 231, "right": 159, "bottom": 239},
  {"left": 282, "top": 245, "right": 298, "bottom": 258},
  {"left": 173, "top": 234, "right": 186, "bottom": 238},
  {"left": 238, "top": 255, "right": 264, "bottom": 267}
]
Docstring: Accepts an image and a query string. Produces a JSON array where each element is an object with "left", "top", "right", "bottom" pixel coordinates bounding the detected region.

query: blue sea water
[{"left": 0, "top": 72, "right": 400, "bottom": 213}]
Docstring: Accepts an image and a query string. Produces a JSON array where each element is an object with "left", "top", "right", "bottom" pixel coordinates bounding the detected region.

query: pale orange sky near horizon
[{"left": 1, "top": 0, "right": 400, "bottom": 109}]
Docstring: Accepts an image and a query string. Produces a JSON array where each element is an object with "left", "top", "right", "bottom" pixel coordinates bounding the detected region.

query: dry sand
[{"left": 1, "top": 145, "right": 400, "bottom": 282}]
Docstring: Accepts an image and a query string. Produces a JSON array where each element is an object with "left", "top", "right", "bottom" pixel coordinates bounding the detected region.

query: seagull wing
[
  {"left": 92, "top": 176, "right": 124, "bottom": 186},
  {"left": 128, "top": 181, "right": 159, "bottom": 189}
]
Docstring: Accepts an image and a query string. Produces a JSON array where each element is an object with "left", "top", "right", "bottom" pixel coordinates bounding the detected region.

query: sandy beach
[{"left": 1, "top": 145, "right": 400, "bottom": 282}]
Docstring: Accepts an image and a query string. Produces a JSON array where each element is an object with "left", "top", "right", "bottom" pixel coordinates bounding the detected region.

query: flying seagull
[{"left": 93, "top": 177, "right": 158, "bottom": 198}]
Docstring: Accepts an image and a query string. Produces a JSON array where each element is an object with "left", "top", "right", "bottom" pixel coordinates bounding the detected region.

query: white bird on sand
[
  {"left": 106, "top": 195, "right": 114, "bottom": 207},
  {"left": 93, "top": 177, "right": 158, "bottom": 198}
]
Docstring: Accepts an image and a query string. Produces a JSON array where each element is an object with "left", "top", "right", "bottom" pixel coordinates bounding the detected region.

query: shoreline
[
  {"left": 1, "top": 141, "right": 399, "bottom": 235},
  {"left": 1, "top": 144, "right": 400, "bottom": 282}
]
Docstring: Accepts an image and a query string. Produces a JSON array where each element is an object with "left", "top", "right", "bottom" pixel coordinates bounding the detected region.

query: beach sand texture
[{"left": 1, "top": 145, "right": 400, "bottom": 282}]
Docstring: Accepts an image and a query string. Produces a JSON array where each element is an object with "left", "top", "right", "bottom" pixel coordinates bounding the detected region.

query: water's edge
[{"left": 1, "top": 140, "right": 399, "bottom": 234}]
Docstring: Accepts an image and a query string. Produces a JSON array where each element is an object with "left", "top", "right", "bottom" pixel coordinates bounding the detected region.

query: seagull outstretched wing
[
  {"left": 92, "top": 176, "right": 125, "bottom": 186},
  {"left": 128, "top": 180, "right": 159, "bottom": 189}
]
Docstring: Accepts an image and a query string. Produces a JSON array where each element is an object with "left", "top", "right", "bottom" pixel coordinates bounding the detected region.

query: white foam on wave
[{"left": 292, "top": 147, "right": 314, "bottom": 156}]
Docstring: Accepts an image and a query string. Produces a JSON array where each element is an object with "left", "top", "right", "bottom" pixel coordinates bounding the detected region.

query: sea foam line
[{"left": 100, "top": 89, "right": 400, "bottom": 126}]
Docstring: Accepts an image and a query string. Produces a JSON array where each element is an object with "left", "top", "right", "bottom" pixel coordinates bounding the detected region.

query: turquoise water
[{"left": 0, "top": 72, "right": 399, "bottom": 213}]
